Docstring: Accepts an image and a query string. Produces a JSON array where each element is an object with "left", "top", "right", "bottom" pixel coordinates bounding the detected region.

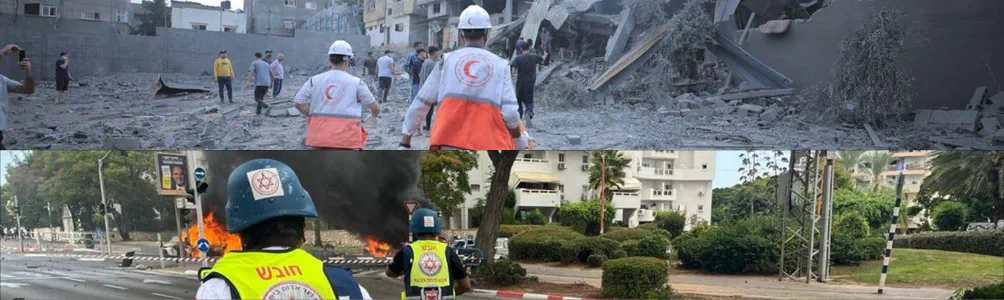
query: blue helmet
[
  {"left": 225, "top": 158, "right": 318, "bottom": 233},
  {"left": 409, "top": 208, "right": 441, "bottom": 235}
]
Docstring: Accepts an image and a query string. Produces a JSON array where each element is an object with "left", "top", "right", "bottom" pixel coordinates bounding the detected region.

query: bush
[
  {"left": 480, "top": 259, "right": 527, "bottom": 286},
  {"left": 509, "top": 227, "right": 586, "bottom": 261},
  {"left": 499, "top": 225, "right": 547, "bottom": 238},
  {"left": 644, "top": 287, "right": 675, "bottom": 299},
  {"left": 629, "top": 235, "right": 670, "bottom": 259},
  {"left": 558, "top": 240, "right": 582, "bottom": 264},
  {"left": 519, "top": 210, "right": 548, "bottom": 225},
  {"left": 698, "top": 230, "right": 775, "bottom": 273},
  {"left": 612, "top": 249, "right": 628, "bottom": 259},
  {"left": 933, "top": 202, "right": 969, "bottom": 231},
  {"left": 603, "top": 227, "right": 670, "bottom": 242},
  {"left": 601, "top": 257, "right": 669, "bottom": 299},
  {"left": 557, "top": 201, "right": 616, "bottom": 236},
  {"left": 896, "top": 230, "right": 1003, "bottom": 257},
  {"left": 621, "top": 240, "right": 641, "bottom": 257},
  {"left": 835, "top": 211, "right": 870, "bottom": 239},
  {"left": 654, "top": 211, "right": 687, "bottom": 239},
  {"left": 952, "top": 281, "right": 1004, "bottom": 300},
  {"left": 586, "top": 254, "right": 608, "bottom": 268},
  {"left": 858, "top": 236, "right": 887, "bottom": 260},
  {"left": 674, "top": 235, "right": 709, "bottom": 269},
  {"left": 830, "top": 233, "right": 866, "bottom": 265},
  {"left": 575, "top": 237, "right": 621, "bottom": 263}
]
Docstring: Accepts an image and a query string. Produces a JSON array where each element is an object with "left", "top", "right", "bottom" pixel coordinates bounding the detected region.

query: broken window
[
  {"left": 284, "top": 20, "right": 296, "bottom": 29},
  {"left": 387, "top": 8, "right": 392, "bottom": 15},
  {"left": 116, "top": 11, "right": 128, "bottom": 22},
  {"left": 395, "top": 23, "right": 404, "bottom": 32},
  {"left": 224, "top": 26, "right": 237, "bottom": 32},
  {"left": 81, "top": 12, "right": 100, "bottom": 20},
  {"left": 284, "top": 0, "right": 296, "bottom": 7},
  {"left": 305, "top": 2, "right": 316, "bottom": 9},
  {"left": 25, "top": 4, "right": 58, "bottom": 17},
  {"left": 191, "top": 23, "right": 207, "bottom": 30},
  {"left": 367, "top": 0, "right": 375, "bottom": 11},
  {"left": 582, "top": 155, "right": 588, "bottom": 164},
  {"left": 432, "top": 2, "right": 442, "bottom": 14}
]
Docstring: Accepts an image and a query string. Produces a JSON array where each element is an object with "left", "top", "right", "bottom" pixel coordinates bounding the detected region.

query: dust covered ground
[{"left": 3, "top": 70, "right": 957, "bottom": 150}]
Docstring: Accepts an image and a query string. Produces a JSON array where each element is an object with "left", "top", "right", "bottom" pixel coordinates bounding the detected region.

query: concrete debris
[
  {"left": 32, "top": 143, "right": 51, "bottom": 150},
  {"left": 759, "top": 105, "right": 781, "bottom": 122},
  {"left": 914, "top": 109, "right": 979, "bottom": 132},
  {"left": 981, "top": 117, "right": 1001, "bottom": 139},
  {"left": 152, "top": 75, "right": 211, "bottom": 97},
  {"left": 103, "top": 137, "right": 142, "bottom": 150},
  {"left": 288, "top": 108, "right": 302, "bottom": 117},
  {"left": 989, "top": 92, "right": 1004, "bottom": 114},
  {"left": 864, "top": 123, "right": 885, "bottom": 147},
  {"left": 760, "top": 20, "right": 792, "bottom": 34},
  {"left": 966, "top": 87, "right": 989, "bottom": 110},
  {"left": 738, "top": 104, "right": 764, "bottom": 117},
  {"left": 720, "top": 88, "right": 795, "bottom": 101},
  {"left": 996, "top": 128, "right": 1004, "bottom": 143},
  {"left": 567, "top": 135, "right": 582, "bottom": 145},
  {"left": 203, "top": 105, "right": 221, "bottom": 114},
  {"left": 72, "top": 131, "right": 88, "bottom": 139}
]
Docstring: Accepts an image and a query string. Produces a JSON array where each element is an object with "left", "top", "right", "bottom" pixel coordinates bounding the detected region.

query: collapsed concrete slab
[
  {"left": 914, "top": 109, "right": 980, "bottom": 132},
  {"left": 738, "top": 104, "right": 764, "bottom": 117},
  {"left": 981, "top": 117, "right": 1001, "bottom": 138},
  {"left": 605, "top": 8, "right": 635, "bottom": 63},
  {"left": 152, "top": 75, "right": 211, "bottom": 98},
  {"left": 967, "top": 87, "right": 989, "bottom": 110}
]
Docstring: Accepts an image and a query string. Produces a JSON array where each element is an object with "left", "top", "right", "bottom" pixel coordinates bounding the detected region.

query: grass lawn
[{"left": 830, "top": 249, "right": 1003, "bottom": 289}]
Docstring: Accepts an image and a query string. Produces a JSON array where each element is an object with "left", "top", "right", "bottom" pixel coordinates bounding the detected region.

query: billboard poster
[{"left": 157, "top": 153, "right": 189, "bottom": 196}]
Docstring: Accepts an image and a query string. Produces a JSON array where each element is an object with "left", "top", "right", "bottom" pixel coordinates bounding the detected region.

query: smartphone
[{"left": 18, "top": 49, "right": 25, "bottom": 62}]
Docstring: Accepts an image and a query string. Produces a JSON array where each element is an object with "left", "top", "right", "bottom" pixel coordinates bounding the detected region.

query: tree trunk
[
  {"left": 80, "top": 205, "right": 96, "bottom": 232},
  {"left": 475, "top": 151, "right": 519, "bottom": 265},
  {"left": 990, "top": 168, "right": 1002, "bottom": 228},
  {"left": 115, "top": 214, "right": 132, "bottom": 241},
  {"left": 314, "top": 218, "right": 322, "bottom": 246}
]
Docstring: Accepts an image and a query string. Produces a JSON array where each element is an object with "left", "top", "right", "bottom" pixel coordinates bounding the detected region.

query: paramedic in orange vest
[
  {"left": 294, "top": 40, "right": 380, "bottom": 150},
  {"left": 397, "top": 5, "right": 530, "bottom": 151}
]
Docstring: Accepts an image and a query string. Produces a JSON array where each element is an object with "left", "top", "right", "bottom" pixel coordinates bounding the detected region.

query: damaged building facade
[{"left": 363, "top": 0, "right": 532, "bottom": 48}]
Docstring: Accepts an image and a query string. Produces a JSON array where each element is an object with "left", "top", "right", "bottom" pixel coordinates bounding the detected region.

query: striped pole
[{"left": 878, "top": 161, "right": 906, "bottom": 294}]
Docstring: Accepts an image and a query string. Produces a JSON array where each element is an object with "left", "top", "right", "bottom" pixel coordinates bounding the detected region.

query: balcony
[
  {"left": 891, "top": 151, "right": 929, "bottom": 158},
  {"left": 642, "top": 150, "right": 678, "bottom": 159},
  {"left": 882, "top": 163, "right": 928, "bottom": 176},
  {"left": 512, "top": 158, "right": 552, "bottom": 174},
  {"left": 611, "top": 191, "right": 641, "bottom": 209},
  {"left": 638, "top": 209, "right": 656, "bottom": 222},
  {"left": 514, "top": 189, "right": 561, "bottom": 208},
  {"left": 673, "top": 168, "right": 715, "bottom": 181},
  {"left": 637, "top": 166, "right": 673, "bottom": 180},
  {"left": 644, "top": 188, "right": 676, "bottom": 201}
]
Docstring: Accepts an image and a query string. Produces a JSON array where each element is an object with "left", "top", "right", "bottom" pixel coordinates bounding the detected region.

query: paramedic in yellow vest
[
  {"left": 196, "top": 158, "right": 373, "bottom": 299},
  {"left": 386, "top": 208, "right": 472, "bottom": 300},
  {"left": 397, "top": 5, "right": 531, "bottom": 151},
  {"left": 294, "top": 40, "right": 381, "bottom": 150}
]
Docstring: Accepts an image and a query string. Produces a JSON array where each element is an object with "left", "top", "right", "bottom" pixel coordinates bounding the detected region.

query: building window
[
  {"left": 305, "top": 2, "right": 316, "bottom": 9},
  {"left": 367, "top": 0, "right": 376, "bottom": 11},
  {"left": 558, "top": 184, "right": 564, "bottom": 192},
  {"left": 284, "top": 20, "right": 296, "bottom": 29},
  {"left": 582, "top": 155, "right": 588, "bottom": 164},
  {"left": 116, "top": 11, "right": 128, "bottom": 22},
  {"left": 224, "top": 26, "right": 238, "bottom": 32},
  {"left": 664, "top": 183, "right": 672, "bottom": 190},
  {"left": 698, "top": 205, "right": 704, "bottom": 211},
  {"left": 702, "top": 163, "right": 708, "bottom": 170},
  {"left": 471, "top": 184, "right": 480, "bottom": 192},
  {"left": 284, "top": 0, "right": 296, "bottom": 7},
  {"left": 387, "top": 8, "right": 392, "bottom": 15},
  {"left": 433, "top": 2, "right": 442, "bottom": 14},
  {"left": 24, "top": 4, "right": 58, "bottom": 17},
  {"left": 523, "top": 153, "right": 532, "bottom": 159},
  {"left": 192, "top": 23, "right": 208, "bottom": 30},
  {"left": 558, "top": 153, "right": 565, "bottom": 162},
  {"left": 81, "top": 12, "right": 101, "bottom": 20}
]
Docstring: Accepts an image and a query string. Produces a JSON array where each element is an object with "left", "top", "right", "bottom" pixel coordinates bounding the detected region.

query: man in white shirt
[{"left": 376, "top": 51, "right": 397, "bottom": 103}]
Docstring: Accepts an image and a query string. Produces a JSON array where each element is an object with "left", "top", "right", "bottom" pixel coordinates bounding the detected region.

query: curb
[
  {"left": 1, "top": 249, "right": 392, "bottom": 265},
  {"left": 472, "top": 289, "right": 600, "bottom": 300}
]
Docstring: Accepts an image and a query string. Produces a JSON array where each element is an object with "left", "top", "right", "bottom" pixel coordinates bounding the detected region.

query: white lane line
[
  {"left": 143, "top": 279, "right": 173, "bottom": 285},
  {"left": 0, "top": 273, "right": 10, "bottom": 278},
  {"left": 79, "top": 258, "right": 105, "bottom": 262},
  {"left": 151, "top": 292, "right": 182, "bottom": 299},
  {"left": 62, "top": 277, "right": 86, "bottom": 283},
  {"left": 103, "top": 284, "right": 128, "bottom": 290},
  {"left": 13, "top": 271, "right": 44, "bottom": 277},
  {"left": 25, "top": 254, "right": 48, "bottom": 257}
]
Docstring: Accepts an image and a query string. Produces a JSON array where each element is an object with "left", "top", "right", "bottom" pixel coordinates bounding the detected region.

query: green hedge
[
  {"left": 830, "top": 233, "right": 866, "bottom": 265},
  {"left": 509, "top": 227, "right": 586, "bottom": 261},
  {"left": 674, "top": 216, "right": 780, "bottom": 274},
  {"left": 587, "top": 254, "right": 607, "bottom": 268},
  {"left": 575, "top": 237, "right": 621, "bottom": 263},
  {"left": 602, "top": 257, "right": 669, "bottom": 299},
  {"left": 499, "top": 225, "right": 549, "bottom": 238},
  {"left": 558, "top": 240, "right": 582, "bottom": 264},
  {"left": 952, "top": 281, "right": 1004, "bottom": 300},
  {"left": 896, "top": 230, "right": 1003, "bottom": 257},
  {"left": 602, "top": 227, "right": 671, "bottom": 242},
  {"left": 858, "top": 236, "right": 887, "bottom": 260},
  {"left": 479, "top": 259, "right": 527, "bottom": 287},
  {"left": 627, "top": 235, "right": 670, "bottom": 259}
]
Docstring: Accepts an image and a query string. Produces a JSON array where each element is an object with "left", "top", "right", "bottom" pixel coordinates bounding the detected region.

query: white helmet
[
  {"left": 458, "top": 5, "right": 492, "bottom": 30},
  {"left": 328, "top": 40, "right": 353, "bottom": 56}
]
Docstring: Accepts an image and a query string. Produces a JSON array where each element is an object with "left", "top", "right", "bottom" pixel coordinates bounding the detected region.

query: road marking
[
  {"left": 13, "top": 271, "right": 44, "bottom": 277},
  {"left": 25, "top": 254, "right": 48, "bottom": 257},
  {"left": 62, "top": 277, "right": 86, "bottom": 283},
  {"left": 143, "top": 279, "right": 172, "bottom": 285},
  {"left": 151, "top": 292, "right": 182, "bottom": 299},
  {"left": 0, "top": 273, "right": 10, "bottom": 278},
  {"left": 0, "top": 282, "right": 29, "bottom": 288},
  {"left": 103, "top": 284, "right": 128, "bottom": 290},
  {"left": 79, "top": 258, "right": 106, "bottom": 262}
]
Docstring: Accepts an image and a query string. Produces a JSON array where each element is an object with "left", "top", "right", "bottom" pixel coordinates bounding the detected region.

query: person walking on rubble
[
  {"left": 397, "top": 5, "right": 531, "bottom": 151},
  {"left": 510, "top": 41, "right": 548, "bottom": 128},
  {"left": 270, "top": 54, "right": 285, "bottom": 98},
  {"left": 196, "top": 158, "right": 372, "bottom": 300},
  {"left": 214, "top": 50, "right": 235, "bottom": 104},
  {"left": 246, "top": 52, "right": 272, "bottom": 115},
  {"left": 293, "top": 40, "right": 380, "bottom": 150}
]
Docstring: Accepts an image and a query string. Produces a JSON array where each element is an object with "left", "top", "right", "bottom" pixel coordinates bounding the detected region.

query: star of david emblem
[
  {"left": 417, "top": 253, "right": 442, "bottom": 276},
  {"left": 250, "top": 169, "right": 281, "bottom": 195}
]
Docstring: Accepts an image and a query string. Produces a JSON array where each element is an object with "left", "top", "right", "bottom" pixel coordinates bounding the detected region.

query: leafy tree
[
  {"left": 474, "top": 151, "right": 520, "bottom": 265},
  {"left": 588, "top": 151, "right": 632, "bottom": 202},
  {"left": 861, "top": 151, "right": 894, "bottom": 192},
  {"left": 420, "top": 151, "right": 478, "bottom": 221},
  {"left": 832, "top": 159, "right": 855, "bottom": 191},
  {"left": 832, "top": 188, "right": 894, "bottom": 229},
  {"left": 834, "top": 211, "right": 870, "bottom": 239},
  {"left": 3, "top": 152, "right": 48, "bottom": 230},
  {"left": 132, "top": 0, "right": 171, "bottom": 36},
  {"left": 920, "top": 151, "right": 1003, "bottom": 227},
  {"left": 838, "top": 151, "right": 867, "bottom": 174},
  {"left": 654, "top": 210, "right": 686, "bottom": 238},
  {"left": 932, "top": 202, "right": 969, "bottom": 231},
  {"left": 710, "top": 176, "right": 778, "bottom": 224},
  {"left": 557, "top": 200, "right": 615, "bottom": 236}
]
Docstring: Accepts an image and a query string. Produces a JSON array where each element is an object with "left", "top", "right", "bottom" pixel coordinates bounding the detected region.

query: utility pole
[
  {"left": 187, "top": 151, "right": 207, "bottom": 267},
  {"left": 599, "top": 153, "right": 606, "bottom": 235},
  {"left": 878, "top": 161, "right": 906, "bottom": 294},
  {"left": 98, "top": 151, "right": 114, "bottom": 255},
  {"left": 15, "top": 195, "right": 24, "bottom": 253},
  {"left": 48, "top": 201, "right": 54, "bottom": 243},
  {"left": 817, "top": 152, "right": 835, "bottom": 282}
]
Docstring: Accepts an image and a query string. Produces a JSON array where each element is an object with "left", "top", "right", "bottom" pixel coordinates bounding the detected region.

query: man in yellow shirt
[{"left": 214, "top": 50, "right": 235, "bottom": 104}]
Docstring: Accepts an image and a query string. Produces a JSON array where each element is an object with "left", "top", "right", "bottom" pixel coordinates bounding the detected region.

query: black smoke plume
[{"left": 202, "top": 151, "right": 433, "bottom": 245}]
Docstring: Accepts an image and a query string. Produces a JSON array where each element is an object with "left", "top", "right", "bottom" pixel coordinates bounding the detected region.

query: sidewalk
[
  {"left": 1, "top": 239, "right": 159, "bottom": 255},
  {"left": 520, "top": 263, "right": 955, "bottom": 300}
]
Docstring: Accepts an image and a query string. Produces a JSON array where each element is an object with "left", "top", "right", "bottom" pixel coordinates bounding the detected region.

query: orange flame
[
  {"left": 184, "top": 211, "right": 242, "bottom": 257},
  {"left": 365, "top": 236, "right": 391, "bottom": 258}
]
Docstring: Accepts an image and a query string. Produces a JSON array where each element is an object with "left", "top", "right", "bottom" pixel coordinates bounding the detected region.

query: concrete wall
[
  {"left": 246, "top": 0, "right": 330, "bottom": 36},
  {"left": 0, "top": 15, "right": 368, "bottom": 81},
  {"left": 172, "top": 7, "right": 247, "bottom": 33},
  {"left": 740, "top": 0, "right": 1004, "bottom": 110}
]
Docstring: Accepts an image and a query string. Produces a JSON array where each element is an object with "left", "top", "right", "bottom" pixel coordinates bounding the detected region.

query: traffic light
[
  {"left": 180, "top": 208, "right": 192, "bottom": 226},
  {"left": 98, "top": 203, "right": 107, "bottom": 215},
  {"left": 184, "top": 181, "right": 210, "bottom": 204}
]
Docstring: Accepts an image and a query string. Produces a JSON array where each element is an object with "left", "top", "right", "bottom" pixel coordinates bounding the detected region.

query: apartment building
[
  {"left": 8, "top": 0, "right": 131, "bottom": 23},
  {"left": 449, "top": 151, "right": 716, "bottom": 230},
  {"left": 171, "top": 1, "right": 247, "bottom": 33},
  {"left": 882, "top": 150, "right": 932, "bottom": 231},
  {"left": 363, "top": 0, "right": 527, "bottom": 48},
  {"left": 245, "top": 0, "right": 331, "bottom": 36}
]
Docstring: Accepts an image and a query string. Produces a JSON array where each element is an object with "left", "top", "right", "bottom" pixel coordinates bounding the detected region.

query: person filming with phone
[{"left": 1, "top": 44, "right": 36, "bottom": 150}]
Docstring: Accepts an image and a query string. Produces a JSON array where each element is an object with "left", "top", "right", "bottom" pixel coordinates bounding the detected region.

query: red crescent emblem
[
  {"left": 325, "top": 85, "right": 337, "bottom": 100},
  {"left": 463, "top": 61, "right": 479, "bottom": 79},
  {"left": 468, "top": 18, "right": 474, "bottom": 25}
]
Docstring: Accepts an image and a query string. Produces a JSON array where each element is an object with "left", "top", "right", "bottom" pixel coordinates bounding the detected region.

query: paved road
[{"left": 1, "top": 252, "right": 499, "bottom": 300}]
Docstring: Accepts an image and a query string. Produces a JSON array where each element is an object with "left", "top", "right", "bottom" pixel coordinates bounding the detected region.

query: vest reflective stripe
[
  {"left": 403, "top": 240, "right": 454, "bottom": 300},
  {"left": 205, "top": 249, "right": 338, "bottom": 300},
  {"left": 430, "top": 97, "right": 514, "bottom": 150},
  {"left": 305, "top": 115, "right": 367, "bottom": 149}
]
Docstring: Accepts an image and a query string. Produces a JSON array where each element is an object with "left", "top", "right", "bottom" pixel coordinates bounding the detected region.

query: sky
[{"left": 0, "top": 150, "right": 28, "bottom": 185}]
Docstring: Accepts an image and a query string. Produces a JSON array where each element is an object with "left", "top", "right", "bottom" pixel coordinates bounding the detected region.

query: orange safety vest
[
  {"left": 301, "top": 70, "right": 368, "bottom": 149},
  {"left": 427, "top": 48, "right": 517, "bottom": 150}
]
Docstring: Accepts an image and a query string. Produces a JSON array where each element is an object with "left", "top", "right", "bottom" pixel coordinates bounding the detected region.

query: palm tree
[
  {"left": 587, "top": 151, "right": 632, "bottom": 202},
  {"left": 861, "top": 151, "right": 894, "bottom": 192},
  {"left": 839, "top": 150, "right": 867, "bottom": 189},
  {"left": 922, "top": 151, "right": 1004, "bottom": 227}
]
